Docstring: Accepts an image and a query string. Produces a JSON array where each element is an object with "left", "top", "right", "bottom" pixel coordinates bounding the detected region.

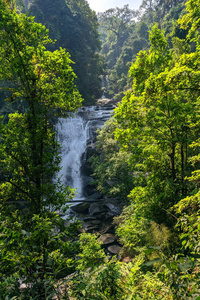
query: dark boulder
[{"left": 71, "top": 202, "right": 90, "bottom": 214}]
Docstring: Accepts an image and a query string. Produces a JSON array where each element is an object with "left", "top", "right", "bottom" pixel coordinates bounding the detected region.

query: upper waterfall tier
[{"left": 56, "top": 105, "right": 114, "bottom": 200}]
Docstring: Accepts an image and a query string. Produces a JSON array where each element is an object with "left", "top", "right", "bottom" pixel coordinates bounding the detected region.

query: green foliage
[
  {"left": 0, "top": 1, "right": 82, "bottom": 213},
  {"left": 110, "top": 1, "right": 200, "bottom": 298},
  {"left": 0, "top": 112, "right": 73, "bottom": 214},
  {"left": 119, "top": 256, "right": 173, "bottom": 299},
  {"left": 99, "top": 6, "right": 150, "bottom": 101},
  {"left": 77, "top": 233, "right": 106, "bottom": 271},
  {"left": 99, "top": 5, "right": 135, "bottom": 67},
  {"left": 179, "top": 0, "right": 200, "bottom": 46},
  {"left": 29, "top": 0, "right": 103, "bottom": 105},
  {"left": 72, "top": 251, "right": 174, "bottom": 300},
  {"left": 114, "top": 188, "right": 149, "bottom": 256},
  {"left": 0, "top": 212, "right": 80, "bottom": 299},
  {"left": 0, "top": 3, "right": 81, "bottom": 299},
  {"left": 2, "top": 1, "right": 200, "bottom": 299},
  {"left": 72, "top": 261, "right": 124, "bottom": 300},
  {"left": 89, "top": 118, "right": 135, "bottom": 200},
  {"left": 114, "top": 21, "right": 200, "bottom": 225},
  {"left": 71, "top": 233, "right": 124, "bottom": 300},
  {"left": 114, "top": 186, "right": 172, "bottom": 258},
  {"left": 86, "top": 1, "right": 200, "bottom": 298},
  {"left": 99, "top": 1, "right": 187, "bottom": 103},
  {"left": 156, "top": 211, "right": 200, "bottom": 299}
]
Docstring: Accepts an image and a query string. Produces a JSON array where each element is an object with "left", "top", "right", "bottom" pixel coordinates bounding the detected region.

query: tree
[
  {"left": 0, "top": 1, "right": 82, "bottom": 298},
  {"left": 99, "top": 5, "right": 135, "bottom": 69},
  {"left": 29, "top": 0, "right": 103, "bottom": 105},
  {"left": 140, "top": 0, "right": 186, "bottom": 18},
  {"left": 114, "top": 23, "right": 200, "bottom": 225},
  {"left": 0, "top": 0, "right": 82, "bottom": 211},
  {"left": 89, "top": 118, "right": 135, "bottom": 200},
  {"left": 113, "top": 2, "right": 200, "bottom": 297}
]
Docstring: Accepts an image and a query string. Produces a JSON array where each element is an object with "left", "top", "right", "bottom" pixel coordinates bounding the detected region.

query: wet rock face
[
  {"left": 104, "top": 199, "right": 122, "bottom": 216},
  {"left": 79, "top": 105, "right": 114, "bottom": 199},
  {"left": 70, "top": 202, "right": 90, "bottom": 214},
  {"left": 89, "top": 202, "right": 107, "bottom": 216}
]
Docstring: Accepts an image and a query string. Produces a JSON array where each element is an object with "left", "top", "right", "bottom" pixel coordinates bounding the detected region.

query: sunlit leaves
[
  {"left": 179, "top": 0, "right": 200, "bottom": 45},
  {"left": 0, "top": 2, "right": 82, "bottom": 114},
  {"left": 114, "top": 18, "right": 200, "bottom": 229}
]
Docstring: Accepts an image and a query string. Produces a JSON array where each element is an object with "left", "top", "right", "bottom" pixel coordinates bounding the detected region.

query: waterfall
[
  {"left": 56, "top": 115, "right": 89, "bottom": 199},
  {"left": 56, "top": 106, "right": 113, "bottom": 201}
]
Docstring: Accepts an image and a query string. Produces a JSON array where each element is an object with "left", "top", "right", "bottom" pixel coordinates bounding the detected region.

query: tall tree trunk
[
  {"left": 171, "top": 143, "right": 176, "bottom": 182},
  {"left": 181, "top": 143, "right": 184, "bottom": 196}
]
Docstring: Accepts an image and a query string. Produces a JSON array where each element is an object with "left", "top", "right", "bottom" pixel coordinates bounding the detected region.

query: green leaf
[{"left": 143, "top": 258, "right": 162, "bottom": 266}]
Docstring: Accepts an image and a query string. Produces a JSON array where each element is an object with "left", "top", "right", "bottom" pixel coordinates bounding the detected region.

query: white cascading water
[
  {"left": 56, "top": 114, "right": 89, "bottom": 200},
  {"left": 56, "top": 106, "right": 113, "bottom": 201}
]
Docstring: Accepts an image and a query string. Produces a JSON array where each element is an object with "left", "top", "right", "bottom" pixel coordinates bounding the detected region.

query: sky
[{"left": 87, "top": 0, "right": 143, "bottom": 13}]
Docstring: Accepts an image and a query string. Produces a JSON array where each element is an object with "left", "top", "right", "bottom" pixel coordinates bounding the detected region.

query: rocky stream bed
[
  {"left": 57, "top": 100, "right": 132, "bottom": 261},
  {"left": 64, "top": 197, "right": 129, "bottom": 260}
]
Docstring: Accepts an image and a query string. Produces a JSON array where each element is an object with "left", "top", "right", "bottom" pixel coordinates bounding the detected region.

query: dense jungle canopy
[{"left": 1, "top": 0, "right": 200, "bottom": 299}]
